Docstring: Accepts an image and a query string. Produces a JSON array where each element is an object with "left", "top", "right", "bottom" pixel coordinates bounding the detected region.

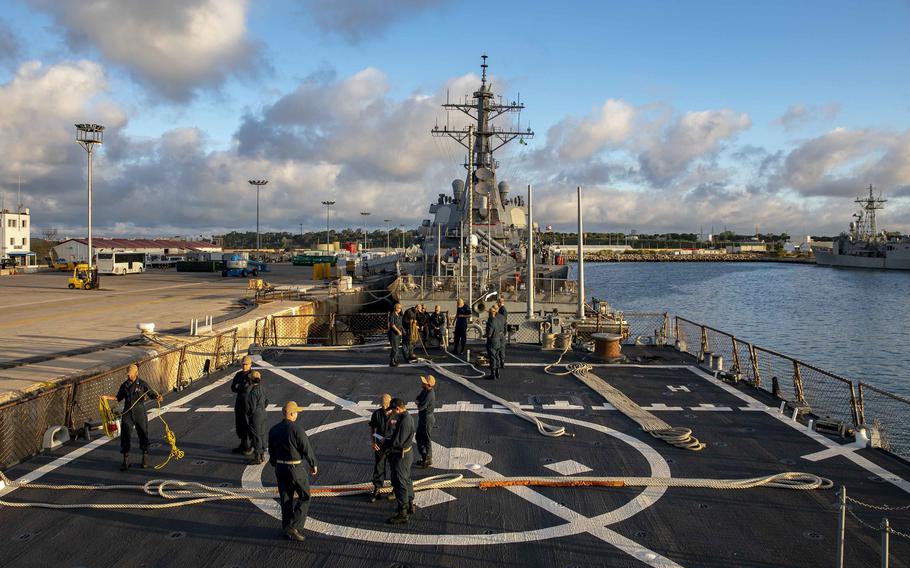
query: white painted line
[
  {"left": 544, "top": 459, "right": 593, "bottom": 476},
  {"left": 159, "top": 406, "right": 191, "bottom": 414},
  {"left": 542, "top": 401, "right": 584, "bottom": 410},
  {"left": 439, "top": 402, "right": 486, "bottom": 412},
  {"left": 590, "top": 403, "right": 618, "bottom": 411},
  {"left": 738, "top": 405, "right": 770, "bottom": 412},
  {"left": 356, "top": 401, "right": 380, "bottom": 409},
  {"left": 1, "top": 373, "right": 235, "bottom": 497},
  {"left": 196, "top": 405, "right": 233, "bottom": 412},
  {"left": 413, "top": 488, "right": 457, "bottom": 509},
  {"left": 641, "top": 403, "right": 683, "bottom": 411},
  {"left": 687, "top": 366, "right": 910, "bottom": 495},
  {"left": 666, "top": 385, "right": 690, "bottom": 392},
  {"left": 256, "top": 358, "right": 371, "bottom": 418},
  {"left": 261, "top": 363, "right": 467, "bottom": 370},
  {"left": 690, "top": 404, "right": 733, "bottom": 412},
  {"left": 802, "top": 446, "right": 859, "bottom": 462}
]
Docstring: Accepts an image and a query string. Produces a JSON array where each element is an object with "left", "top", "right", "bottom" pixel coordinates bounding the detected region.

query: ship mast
[
  {"left": 431, "top": 55, "right": 534, "bottom": 220},
  {"left": 855, "top": 184, "right": 887, "bottom": 242}
]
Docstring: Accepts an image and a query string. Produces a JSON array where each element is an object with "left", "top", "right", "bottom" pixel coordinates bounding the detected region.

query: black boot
[
  {"left": 407, "top": 502, "right": 417, "bottom": 515},
  {"left": 141, "top": 451, "right": 149, "bottom": 469},
  {"left": 423, "top": 458, "right": 433, "bottom": 469},
  {"left": 284, "top": 527, "right": 306, "bottom": 541},
  {"left": 242, "top": 447, "right": 254, "bottom": 456},
  {"left": 120, "top": 454, "right": 129, "bottom": 471},
  {"left": 369, "top": 488, "right": 381, "bottom": 503},
  {"left": 231, "top": 444, "right": 246, "bottom": 454},
  {"left": 387, "top": 508, "right": 409, "bottom": 524}
]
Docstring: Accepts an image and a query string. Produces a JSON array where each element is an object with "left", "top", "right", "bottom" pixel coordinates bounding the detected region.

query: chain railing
[{"left": 393, "top": 274, "right": 579, "bottom": 305}]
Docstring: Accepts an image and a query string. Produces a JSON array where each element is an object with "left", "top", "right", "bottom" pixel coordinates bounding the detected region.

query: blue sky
[{"left": 1, "top": 0, "right": 909, "bottom": 237}]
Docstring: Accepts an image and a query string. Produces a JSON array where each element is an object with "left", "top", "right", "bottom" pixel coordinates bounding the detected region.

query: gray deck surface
[{"left": 1, "top": 344, "right": 908, "bottom": 567}]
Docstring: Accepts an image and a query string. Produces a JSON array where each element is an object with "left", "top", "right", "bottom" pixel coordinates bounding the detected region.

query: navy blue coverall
[
  {"left": 245, "top": 382, "right": 270, "bottom": 455},
  {"left": 385, "top": 411, "right": 416, "bottom": 511},
  {"left": 115, "top": 378, "right": 159, "bottom": 455},
  {"left": 268, "top": 419, "right": 318, "bottom": 532},
  {"left": 416, "top": 388, "right": 436, "bottom": 463},
  {"left": 370, "top": 406, "right": 392, "bottom": 491},
  {"left": 230, "top": 369, "right": 252, "bottom": 449}
]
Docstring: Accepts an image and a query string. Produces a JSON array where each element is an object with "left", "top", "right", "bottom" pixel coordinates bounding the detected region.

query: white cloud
[
  {"left": 29, "top": 0, "right": 262, "bottom": 101},
  {"left": 638, "top": 109, "right": 751, "bottom": 185},
  {"left": 547, "top": 99, "right": 635, "bottom": 161},
  {"left": 775, "top": 103, "right": 841, "bottom": 131}
]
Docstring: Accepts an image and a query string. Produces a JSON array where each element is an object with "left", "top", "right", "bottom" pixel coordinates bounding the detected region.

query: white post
[
  {"left": 527, "top": 184, "right": 535, "bottom": 318},
  {"left": 87, "top": 146, "right": 93, "bottom": 272},
  {"left": 467, "top": 126, "right": 474, "bottom": 313},
  {"left": 576, "top": 186, "right": 585, "bottom": 319}
]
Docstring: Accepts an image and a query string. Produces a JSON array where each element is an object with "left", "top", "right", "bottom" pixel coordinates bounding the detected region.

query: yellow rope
[{"left": 98, "top": 395, "right": 184, "bottom": 469}]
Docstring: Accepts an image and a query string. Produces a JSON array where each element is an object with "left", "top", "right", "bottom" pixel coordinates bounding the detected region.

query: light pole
[
  {"left": 75, "top": 123, "right": 104, "bottom": 278},
  {"left": 384, "top": 219, "right": 391, "bottom": 251},
  {"left": 360, "top": 211, "right": 370, "bottom": 253},
  {"left": 321, "top": 200, "right": 335, "bottom": 251},
  {"left": 399, "top": 224, "right": 405, "bottom": 249},
  {"left": 248, "top": 179, "right": 268, "bottom": 260}
]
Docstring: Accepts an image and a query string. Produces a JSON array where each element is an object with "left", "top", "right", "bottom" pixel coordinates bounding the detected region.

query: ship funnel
[{"left": 452, "top": 179, "right": 465, "bottom": 201}]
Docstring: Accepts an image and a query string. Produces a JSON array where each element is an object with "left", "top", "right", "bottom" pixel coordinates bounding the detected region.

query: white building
[
  {"left": 0, "top": 208, "right": 33, "bottom": 266},
  {"left": 53, "top": 238, "right": 221, "bottom": 263}
]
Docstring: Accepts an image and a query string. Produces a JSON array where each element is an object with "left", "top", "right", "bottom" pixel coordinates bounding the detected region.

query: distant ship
[{"left": 815, "top": 185, "right": 910, "bottom": 270}]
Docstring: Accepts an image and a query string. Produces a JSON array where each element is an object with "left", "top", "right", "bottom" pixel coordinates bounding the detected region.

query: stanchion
[
  {"left": 881, "top": 517, "right": 890, "bottom": 568},
  {"left": 837, "top": 486, "right": 846, "bottom": 568}
]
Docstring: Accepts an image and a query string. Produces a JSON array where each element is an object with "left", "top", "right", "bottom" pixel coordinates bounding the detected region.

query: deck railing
[
  {"left": 675, "top": 316, "right": 910, "bottom": 461},
  {"left": 393, "top": 274, "right": 578, "bottom": 305}
]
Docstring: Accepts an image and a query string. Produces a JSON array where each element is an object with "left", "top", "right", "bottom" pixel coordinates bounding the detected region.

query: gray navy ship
[{"left": 815, "top": 185, "right": 910, "bottom": 270}]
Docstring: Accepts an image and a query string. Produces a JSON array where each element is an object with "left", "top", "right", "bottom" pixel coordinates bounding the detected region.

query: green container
[
  {"left": 292, "top": 255, "right": 336, "bottom": 266},
  {"left": 176, "top": 260, "right": 226, "bottom": 272}
]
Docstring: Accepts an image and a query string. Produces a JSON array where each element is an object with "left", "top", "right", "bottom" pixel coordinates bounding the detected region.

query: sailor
[
  {"left": 416, "top": 304, "right": 430, "bottom": 346},
  {"left": 369, "top": 393, "right": 395, "bottom": 503},
  {"left": 388, "top": 303, "right": 405, "bottom": 367},
  {"left": 452, "top": 298, "right": 470, "bottom": 355},
  {"left": 415, "top": 375, "right": 437, "bottom": 468},
  {"left": 268, "top": 401, "right": 318, "bottom": 542},
  {"left": 102, "top": 364, "right": 162, "bottom": 471},
  {"left": 428, "top": 305, "right": 446, "bottom": 348},
  {"left": 402, "top": 305, "right": 419, "bottom": 361},
  {"left": 230, "top": 356, "right": 254, "bottom": 455},
  {"left": 385, "top": 398, "right": 416, "bottom": 524},
  {"left": 485, "top": 306, "right": 505, "bottom": 380},
  {"left": 495, "top": 299, "right": 509, "bottom": 367},
  {"left": 244, "top": 370, "right": 269, "bottom": 465}
]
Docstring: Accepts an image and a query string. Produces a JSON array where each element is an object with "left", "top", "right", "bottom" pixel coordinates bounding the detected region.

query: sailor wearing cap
[
  {"left": 415, "top": 375, "right": 436, "bottom": 468},
  {"left": 230, "top": 356, "right": 254, "bottom": 455},
  {"left": 485, "top": 306, "right": 505, "bottom": 380},
  {"left": 268, "top": 401, "right": 318, "bottom": 542},
  {"left": 388, "top": 304, "right": 405, "bottom": 367},
  {"left": 369, "top": 393, "right": 395, "bottom": 503},
  {"left": 102, "top": 363, "right": 162, "bottom": 471},
  {"left": 385, "top": 398, "right": 416, "bottom": 524},
  {"left": 244, "top": 370, "right": 270, "bottom": 465}
]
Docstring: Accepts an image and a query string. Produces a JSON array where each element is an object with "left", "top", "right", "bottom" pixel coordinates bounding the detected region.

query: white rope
[
  {"left": 0, "top": 470, "right": 831, "bottom": 510},
  {"left": 420, "top": 355, "right": 569, "bottom": 438}
]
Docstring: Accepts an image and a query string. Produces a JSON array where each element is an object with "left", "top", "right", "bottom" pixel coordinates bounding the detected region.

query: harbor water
[{"left": 579, "top": 262, "right": 910, "bottom": 398}]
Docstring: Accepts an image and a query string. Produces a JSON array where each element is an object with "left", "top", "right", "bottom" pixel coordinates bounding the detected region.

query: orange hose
[{"left": 478, "top": 480, "right": 624, "bottom": 489}]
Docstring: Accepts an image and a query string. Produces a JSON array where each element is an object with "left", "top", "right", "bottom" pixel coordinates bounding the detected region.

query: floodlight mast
[{"left": 75, "top": 124, "right": 104, "bottom": 278}]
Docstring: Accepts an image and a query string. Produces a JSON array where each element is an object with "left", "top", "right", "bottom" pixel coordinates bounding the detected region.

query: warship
[
  {"left": 815, "top": 185, "right": 910, "bottom": 270},
  {"left": 1, "top": 58, "right": 909, "bottom": 568}
]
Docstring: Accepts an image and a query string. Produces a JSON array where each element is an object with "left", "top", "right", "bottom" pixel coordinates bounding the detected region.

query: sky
[{"left": 0, "top": 0, "right": 909, "bottom": 239}]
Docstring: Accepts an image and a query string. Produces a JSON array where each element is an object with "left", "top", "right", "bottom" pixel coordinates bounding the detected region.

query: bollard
[
  {"left": 837, "top": 486, "right": 846, "bottom": 568},
  {"left": 881, "top": 518, "right": 890, "bottom": 568},
  {"left": 807, "top": 419, "right": 815, "bottom": 432},
  {"left": 791, "top": 406, "right": 799, "bottom": 422},
  {"left": 779, "top": 401, "right": 786, "bottom": 415},
  {"left": 707, "top": 352, "right": 715, "bottom": 370},
  {"left": 715, "top": 355, "right": 724, "bottom": 372}
]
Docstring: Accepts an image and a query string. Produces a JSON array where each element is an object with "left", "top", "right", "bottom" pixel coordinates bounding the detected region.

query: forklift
[{"left": 67, "top": 263, "right": 100, "bottom": 290}]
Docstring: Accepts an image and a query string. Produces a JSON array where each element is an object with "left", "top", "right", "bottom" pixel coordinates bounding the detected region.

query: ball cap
[
  {"left": 420, "top": 375, "right": 436, "bottom": 387},
  {"left": 283, "top": 401, "right": 304, "bottom": 413},
  {"left": 242, "top": 355, "right": 253, "bottom": 365}
]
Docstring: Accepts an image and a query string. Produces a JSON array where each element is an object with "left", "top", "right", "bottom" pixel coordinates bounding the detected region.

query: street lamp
[
  {"left": 360, "top": 211, "right": 370, "bottom": 253},
  {"left": 321, "top": 200, "right": 335, "bottom": 251},
  {"left": 384, "top": 219, "right": 391, "bottom": 251},
  {"left": 399, "top": 224, "right": 405, "bottom": 249},
  {"left": 248, "top": 179, "right": 268, "bottom": 260},
  {"left": 75, "top": 123, "right": 104, "bottom": 278}
]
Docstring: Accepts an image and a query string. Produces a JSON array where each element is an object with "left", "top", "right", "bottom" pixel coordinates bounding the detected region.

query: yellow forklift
[{"left": 67, "top": 263, "right": 100, "bottom": 290}]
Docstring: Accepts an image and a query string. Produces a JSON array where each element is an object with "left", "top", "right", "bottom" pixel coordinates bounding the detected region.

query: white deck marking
[
  {"left": 687, "top": 366, "right": 910, "bottom": 495},
  {"left": 542, "top": 401, "right": 584, "bottom": 410},
  {"left": 0, "top": 373, "right": 234, "bottom": 497},
  {"left": 690, "top": 404, "right": 733, "bottom": 412},
  {"left": 544, "top": 459, "right": 593, "bottom": 476},
  {"left": 667, "top": 385, "right": 690, "bottom": 392},
  {"left": 158, "top": 406, "right": 191, "bottom": 414},
  {"left": 413, "top": 489, "right": 457, "bottom": 509},
  {"left": 256, "top": 358, "right": 371, "bottom": 417},
  {"left": 590, "top": 403, "right": 618, "bottom": 411},
  {"left": 641, "top": 403, "right": 683, "bottom": 411},
  {"left": 247, "top": 368, "right": 679, "bottom": 566},
  {"left": 439, "top": 401, "right": 486, "bottom": 412},
  {"left": 196, "top": 405, "right": 233, "bottom": 412}
]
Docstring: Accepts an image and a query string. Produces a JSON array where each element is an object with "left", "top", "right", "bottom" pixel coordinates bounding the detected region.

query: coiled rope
[
  {"left": 545, "top": 344, "right": 706, "bottom": 451},
  {"left": 0, "top": 471, "right": 831, "bottom": 510}
]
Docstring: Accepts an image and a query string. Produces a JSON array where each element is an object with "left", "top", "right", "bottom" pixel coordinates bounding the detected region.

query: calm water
[{"left": 578, "top": 262, "right": 910, "bottom": 398}]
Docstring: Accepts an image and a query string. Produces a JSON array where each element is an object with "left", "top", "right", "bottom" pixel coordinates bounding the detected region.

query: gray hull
[{"left": 815, "top": 250, "right": 910, "bottom": 270}]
